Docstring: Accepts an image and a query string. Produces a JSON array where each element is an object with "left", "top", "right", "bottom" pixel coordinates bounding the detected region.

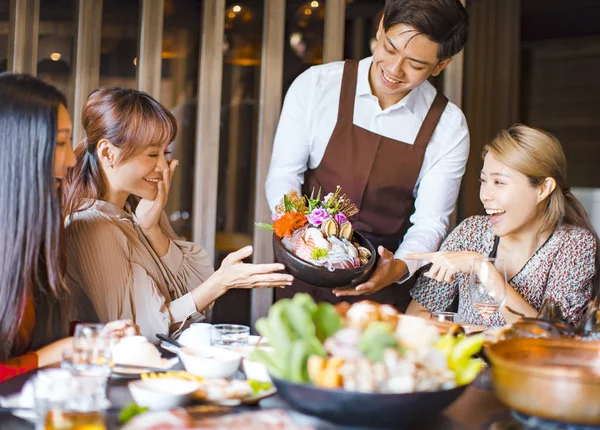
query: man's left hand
[{"left": 332, "top": 246, "right": 408, "bottom": 297}]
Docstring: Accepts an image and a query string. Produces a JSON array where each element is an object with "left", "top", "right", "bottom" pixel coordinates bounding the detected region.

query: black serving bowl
[
  {"left": 272, "top": 230, "right": 376, "bottom": 289},
  {"left": 271, "top": 376, "right": 467, "bottom": 428}
]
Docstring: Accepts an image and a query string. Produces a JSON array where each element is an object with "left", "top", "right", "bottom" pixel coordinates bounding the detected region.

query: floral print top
[{"left": 410, "top": 216, "right": 596, "bottom": 326}]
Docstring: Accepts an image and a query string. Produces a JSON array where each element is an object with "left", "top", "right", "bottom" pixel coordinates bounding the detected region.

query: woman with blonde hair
[{"left": 406, "top": 124, "right": 598, "bottom": 327}]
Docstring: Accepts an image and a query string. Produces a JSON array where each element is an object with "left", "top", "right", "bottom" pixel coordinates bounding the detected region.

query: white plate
[
  {"left": 111, "top": 357, "right": 179, "bottom": 378},
  {"left": 160, "top": 335, "right": 269, "bottom": 354}
]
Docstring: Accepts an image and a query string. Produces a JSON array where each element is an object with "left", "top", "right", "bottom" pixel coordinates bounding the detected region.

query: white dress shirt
[{"left": 265, "top": 57, "right": 470, "bottom": 280}]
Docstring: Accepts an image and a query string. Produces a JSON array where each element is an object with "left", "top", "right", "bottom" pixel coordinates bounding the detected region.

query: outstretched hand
[
  {"left": 215, "top": 246, "right": 294, "bottom": 290},
  {"left": 404, "top": 251, "right": 483, "bottom": 283},
  {"left": 333, "top": 246, "right": 408, "bottom": 297}
]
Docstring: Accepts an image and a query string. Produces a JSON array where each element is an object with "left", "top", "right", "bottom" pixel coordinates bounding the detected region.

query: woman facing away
[
  {"left": 406, "top": 124, "right": 598, "bottom": 327},
  {"left": 0, "top": 74, "right": 137, "bottom": 383},
  {"left": 63, "top": 87, "right": 293, "bottom": 340}
]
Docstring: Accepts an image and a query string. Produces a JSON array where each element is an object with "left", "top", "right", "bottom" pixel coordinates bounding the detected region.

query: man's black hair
[{"left": 383, "top": 0, "right": 469, "bottom": 60}]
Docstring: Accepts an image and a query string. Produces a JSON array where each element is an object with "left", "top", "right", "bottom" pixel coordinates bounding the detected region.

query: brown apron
[{"left": 276, "top": 60, "right": 448, "bottom": 311}]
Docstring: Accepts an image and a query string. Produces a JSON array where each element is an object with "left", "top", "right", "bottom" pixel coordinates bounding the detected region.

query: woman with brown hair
[
  {"left": 406, "top": 124, "right": 598, "bottom": 327},
  {"left": 64, "top": 87, "right": 292, "bottom": 340}
]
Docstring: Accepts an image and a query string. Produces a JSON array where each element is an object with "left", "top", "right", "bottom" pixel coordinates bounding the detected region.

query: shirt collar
[
  {"left": 92, "top": 199, "right": 134, "bottom": 220},
  {"left": 356, "top": 56, "right": 420, "bottom": 114}
]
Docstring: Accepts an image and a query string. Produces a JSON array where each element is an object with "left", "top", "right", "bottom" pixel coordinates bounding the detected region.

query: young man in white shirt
[{"left": 266, "top": 0, "right": 470, "bottom": 309}]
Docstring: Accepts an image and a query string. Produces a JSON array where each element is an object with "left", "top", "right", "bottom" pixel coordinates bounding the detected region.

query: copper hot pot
[{"left": 485, "top": 338, "right": 600, "bottom": 425}]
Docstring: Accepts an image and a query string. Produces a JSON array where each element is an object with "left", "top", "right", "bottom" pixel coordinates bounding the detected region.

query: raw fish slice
[{"left": 295, "top": 235, "right": 316, "bottom": 261}]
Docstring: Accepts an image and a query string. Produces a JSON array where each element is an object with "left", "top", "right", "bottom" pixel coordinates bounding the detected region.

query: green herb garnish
[
  {"left": 118, "top": 402, "right": 148, "bottom": 424},
  {"left": 247, "top": 379, "right": 273, "bottom": 394},
  {"left": 311, "top": 247, "right": 328, "bottom": 260}
]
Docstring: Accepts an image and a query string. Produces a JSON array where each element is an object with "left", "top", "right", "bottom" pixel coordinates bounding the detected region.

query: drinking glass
[
  {"left": 468, "top": 257, "right": 507, "bottom": 323},
  {"left": 32, "top": 369, "right": 107, "bottom": 430},
  {"left": 72, "top": 323, "right": 113, "bottom": 407},
  {"left": 210, "top": 324, "right": 250, "bottom": 349},
  {"left": 72, "top": 323, "right": 112, "bottom": 373}
]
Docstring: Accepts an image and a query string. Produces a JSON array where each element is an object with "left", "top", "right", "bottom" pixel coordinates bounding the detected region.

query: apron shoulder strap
[
  {"left": 336, "top": 60, "right": 359, "bottom": 125},
  {"left": 413, "top": 92, "right": 449, "bottom": 150}
]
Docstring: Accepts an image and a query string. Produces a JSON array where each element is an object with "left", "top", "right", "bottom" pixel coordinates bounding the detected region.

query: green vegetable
[
  {"left": 435, "top": 332, "right": 458, "bottom": 358},
  {"left": 454, "top": 358, "right": 485, "bottom": 386},
  {"left": 314, "top": 302, "right": 343, "bottom": 342},
  {"left": 434, "top": 333, "right": 485, "bottom": 385},
  {"left": 312, "top": 247, "right": 329, "bottom": 260},
  {"left": 247, "top": 379, "right": 273, "bottom": 394},
  {"left": 118, "top": 402, "right": 148, "bottom": 424},
  {"left": 286, "top": 298, "right": 317, "bottom": 340},
  {"left": 292, "top": 293, "right": 318, "bottom": 316},
  {"left": 251, "top": 294, "right": 334, "bottom": 382},
  {"left": 283, "top": 194, "right": 295, "bottom": 212},
  {"left": 288, "top": 340, "right": 311, "bottom": 383},
  {"left": 255, "top": 222, "right": 274, "bottom": 231},
  {"left": 358, "top": 322, "right": 400, "bottom": 362},
  {"left": 250, "top": 348, "right": 285, "bottom": 379},
  {"left": 449, "top": 334, "right": 484, "bottom": 371}
]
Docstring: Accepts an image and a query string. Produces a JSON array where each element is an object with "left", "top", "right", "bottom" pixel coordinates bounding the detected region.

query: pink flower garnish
[
  {"left": 335, "top": 213, "right": 348, "bottom": 224},
  {"left": 306, "top": 208, "right": 330, "bottom": 227}
]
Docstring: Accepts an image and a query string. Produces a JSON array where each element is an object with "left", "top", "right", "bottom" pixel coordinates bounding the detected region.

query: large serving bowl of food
[
  {"left": 485, "top": 337, "right": 600, "bottom": 425},
  {"left": 273, "top": 230, "right": 376, "bottom": 288},
  {"left": 261, "top": 188, "right": 376, "bottom": 288},
  {"left": 251, "top": 295, "right": 484, "bottom": 428}
]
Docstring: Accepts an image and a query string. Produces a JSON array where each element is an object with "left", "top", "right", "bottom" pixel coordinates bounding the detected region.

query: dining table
[{"left": 0, "top": 363, "right": 536, "bottom": 430}]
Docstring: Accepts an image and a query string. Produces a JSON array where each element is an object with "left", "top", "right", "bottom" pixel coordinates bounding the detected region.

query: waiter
[{"left": 266, "top": 0, "right": 470, "bottom": 310}]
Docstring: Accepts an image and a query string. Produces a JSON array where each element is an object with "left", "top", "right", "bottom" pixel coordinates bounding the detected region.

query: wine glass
[{"left": 468, "top": 257, "right": 507, "bottom": 324}]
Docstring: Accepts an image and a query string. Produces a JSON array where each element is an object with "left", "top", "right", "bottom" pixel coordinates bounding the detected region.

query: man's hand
[{"left": 332, "top": 246, "right": 408, "bottom": 297}]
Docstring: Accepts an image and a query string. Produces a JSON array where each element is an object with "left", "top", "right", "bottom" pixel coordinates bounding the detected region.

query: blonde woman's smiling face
[{"left": 479, "top": 153, "right": 542, "bottom": 237}]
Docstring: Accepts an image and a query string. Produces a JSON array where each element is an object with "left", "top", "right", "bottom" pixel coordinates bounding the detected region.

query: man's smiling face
[{"left": 369, "top": 21, "right": 452, "bottom": 104}]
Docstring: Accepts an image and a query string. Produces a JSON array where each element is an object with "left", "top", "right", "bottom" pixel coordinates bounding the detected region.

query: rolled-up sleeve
[
  {"left": 395, "top": 110, "right": 470, "bottom": 280},
  {"left": 265, "top": 67, "right": 314, "bottom": 212}
]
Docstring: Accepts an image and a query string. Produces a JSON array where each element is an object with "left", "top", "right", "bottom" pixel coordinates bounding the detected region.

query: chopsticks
[{"left": 156, "top": 333, "right": 183, "bottom": 350}]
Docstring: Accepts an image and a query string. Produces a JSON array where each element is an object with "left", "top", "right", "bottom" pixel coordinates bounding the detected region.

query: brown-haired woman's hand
[
  {"left": 214, "top": 246, "right": 294, "bottom": 290},
  {"left": 136, "top": 159, "right": 178, "bottom": 232},
  {"left": 102, "top": 319, "right": 140, "bottom": 340}
]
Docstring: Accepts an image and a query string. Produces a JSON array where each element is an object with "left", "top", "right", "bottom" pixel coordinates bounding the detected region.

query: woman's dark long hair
[{"left": 0, "top": 73, "right": 70, "bottom": 362}]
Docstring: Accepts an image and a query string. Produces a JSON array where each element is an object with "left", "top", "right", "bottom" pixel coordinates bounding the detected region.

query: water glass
[
  {"left": 468, "top": 257, "right": 507, "bottom": 323},
  {"left": 72, "top": 323, "right": 112, "bottom": 377},
  {"left": 32, "top": 369, "right": 73, "bottom": 429},
  {"left": 210, "top": 324, "right": 250, "bottom": 349},
  {"left": 71, "top": 323, "right": 113, "bottom": 407}
]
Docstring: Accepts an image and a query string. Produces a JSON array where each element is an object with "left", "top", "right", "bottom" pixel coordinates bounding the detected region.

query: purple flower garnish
[
  {"left": 335, "top": 213, "right": 348, "bottom": 224},
  {"left": 306, "top": 208, "right": 330, "bottom": 227}
]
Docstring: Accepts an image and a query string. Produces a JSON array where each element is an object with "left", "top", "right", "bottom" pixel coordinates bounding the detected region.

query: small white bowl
[
  {"left": 128, "top": 378, "right": 200, "bottom": 410},
  {"left": 177, "top": 346, "right": 241, "bottom": 379},
  {"left": 178, "top": 323, "right": 212, "bottom": 350}
]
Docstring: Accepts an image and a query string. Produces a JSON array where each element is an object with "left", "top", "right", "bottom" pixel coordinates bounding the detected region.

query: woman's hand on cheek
[{"left": 135, "top": 159, "right": 178, "bottom": 232}]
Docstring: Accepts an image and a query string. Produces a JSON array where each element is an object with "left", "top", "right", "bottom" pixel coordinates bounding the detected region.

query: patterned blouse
[{"left": 410, "top": 216, "right": 596, "bottom": 326}]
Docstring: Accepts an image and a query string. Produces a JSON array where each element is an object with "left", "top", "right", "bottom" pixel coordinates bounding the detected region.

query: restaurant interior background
[{"left": 0, "top": 0, "right": 599, "bottom": 327}]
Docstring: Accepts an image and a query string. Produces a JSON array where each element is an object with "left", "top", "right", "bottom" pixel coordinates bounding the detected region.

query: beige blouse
[{"left": 65, "top": 200, "right": 215, "bottom": 342}]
